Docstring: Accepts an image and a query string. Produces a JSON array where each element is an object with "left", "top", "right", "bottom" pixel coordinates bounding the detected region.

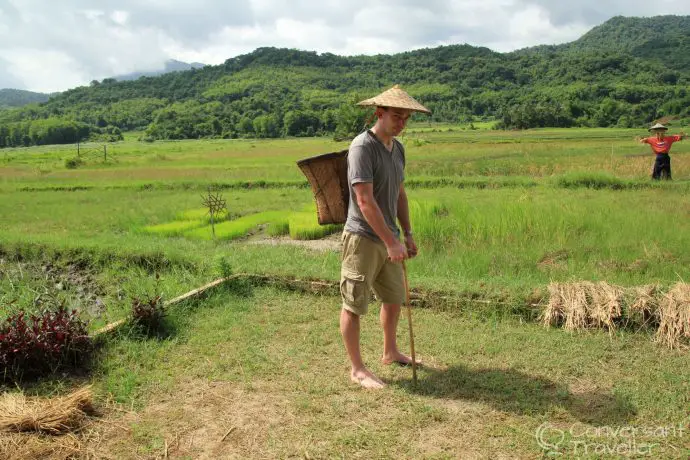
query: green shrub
[{"left": 65, "top": 157, "right": 83, "bottom": 169}]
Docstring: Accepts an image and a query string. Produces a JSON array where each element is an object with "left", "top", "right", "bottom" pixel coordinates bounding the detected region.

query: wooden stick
[
  {"left": 220, "top": 426, "right": 237, "bottom": 442},
  {"left": 402, "top": 261, "right": 417, "bottom": 385},
  {"left": 91, "top": 319, "right": 126, "bottom": 336},
  {"left": 164, "top": 276, "right": 238, "bottom": 305}
]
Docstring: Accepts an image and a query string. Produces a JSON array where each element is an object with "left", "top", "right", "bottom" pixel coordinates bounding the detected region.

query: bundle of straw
[
  {"left": 0, "top": 386, "right": 94, "bottom": 434},
  {"left": 0, "top": 433, "right": 81, "bottom": 460},
  {"left": 656, "top": 283, "right": 690, "bottom": 350},
  {"left": 628, "top": 284, "right": 660, "bottom": 327},
  {"left": 589, "top": 282, "right": 624, "bottom": 332},
  {"left": 562, "top": 282, "right": 591, "bottom": 331},
  {"left": 544, "top": 281, "right": 690, "bottom": 350},
  {"left": 542, "top": 282, "right": 565, "bottom": 327}
]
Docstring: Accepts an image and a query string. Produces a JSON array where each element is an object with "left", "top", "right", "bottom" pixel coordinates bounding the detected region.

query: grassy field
[
  {"left": 1, "top": 127, "right": 688, "bottom": 312},
  {"left": 2, "top": 127, "right": 689, "bottom": 190},
  {"left": 1, "top": 126, "right": 688, "bottom": 458}
]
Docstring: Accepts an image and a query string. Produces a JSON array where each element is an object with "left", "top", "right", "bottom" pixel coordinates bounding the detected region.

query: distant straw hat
[
  {"left": 357, "top": 84, "right": 431, "bottom": 114},
  {"left": 649, "top": 123, "right": 668, "bottom": 131}
]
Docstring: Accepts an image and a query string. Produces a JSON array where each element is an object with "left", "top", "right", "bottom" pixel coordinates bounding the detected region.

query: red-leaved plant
[
  {"left": 131, "top": 294, "right": 165, "bottom": 334},
  {"left": 0, "top": 305, "right": 91, "bottom": 382}
]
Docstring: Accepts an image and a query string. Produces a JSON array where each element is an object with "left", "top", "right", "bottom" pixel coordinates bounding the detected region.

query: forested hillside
[
  {"left": 0, "top": 89, "right": 50, "bottom": 108},
  {"left": 1, "top": 15, "right": 688, "bottom": 147}
]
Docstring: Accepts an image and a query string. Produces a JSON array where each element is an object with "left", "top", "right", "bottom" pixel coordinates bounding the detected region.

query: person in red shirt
[{"left": 638, "top": 123, "right": 686, "bottom": 180}]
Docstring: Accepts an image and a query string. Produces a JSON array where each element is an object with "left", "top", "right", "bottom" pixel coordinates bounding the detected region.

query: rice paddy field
[{"left": 1, "top": 125, "right": 689, "bottom": 458}]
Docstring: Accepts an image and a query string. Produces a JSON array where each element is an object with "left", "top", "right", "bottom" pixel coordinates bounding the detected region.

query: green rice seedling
[
  {"left": 288, "top": 211, "right": 342, "bottom": 240},
  {"left": 184, "top": 211, "right": 286, "bottom": 241},
  {"left": 267, "top": 219, "right": 290, "bottom": 237},
  {"left": 143, "top": 220, "right": 207, "bottom": 237},
  {"left": 300, "top": 202, "right": 318, "bottom": 212},
  {"left": 176, "top": 207, "right": 230, "bottom": 222},
  {"left": 408, "top": 199, "right": 459, "bottom": 250}
]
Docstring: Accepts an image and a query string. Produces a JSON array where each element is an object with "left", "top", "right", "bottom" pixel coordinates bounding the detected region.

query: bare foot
[
  {"left": 381, "top": 352, "right": 421, "bottom": 367},
  {"left": 351, "top": 369, "right": 386, "bottom": 389}
]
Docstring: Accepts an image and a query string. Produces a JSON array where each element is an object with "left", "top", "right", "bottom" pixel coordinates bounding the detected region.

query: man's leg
[
  {"left": 380, "top": 303, "right": 415, "bottom": 365},
  {"left": 340, "top": 308, "right": 385, "bottom": 389}
]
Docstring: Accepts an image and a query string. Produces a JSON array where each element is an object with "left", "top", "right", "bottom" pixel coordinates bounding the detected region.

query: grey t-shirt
[{"left": 344, "top": 130, "right": 405, "bottom": 242}]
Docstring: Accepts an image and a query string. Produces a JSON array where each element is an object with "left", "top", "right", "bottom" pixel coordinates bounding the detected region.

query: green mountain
[
  {"left": 567, "top": 15, "right": 690, "bottom": 71},
  {"left": 1, "top": 15, "right": 689, "bottom": 147},
  {"left": 0, "top": 88, "right": 51, "bottom": 108}
]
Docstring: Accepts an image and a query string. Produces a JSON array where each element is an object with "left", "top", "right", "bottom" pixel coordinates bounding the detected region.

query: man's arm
[
  {"left": 397, "top": 183, "right": 411, "bottom": 236},
  {"left": 352, "top": 182, "right": 407, "bottom": 262},
  {"left": 396, "top": 183, "right": 417, "bottom": 258}
]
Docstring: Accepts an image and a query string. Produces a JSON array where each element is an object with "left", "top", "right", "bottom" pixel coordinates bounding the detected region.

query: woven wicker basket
[{"left": 297, "top": 149, "right": 349, "bottom": 225}]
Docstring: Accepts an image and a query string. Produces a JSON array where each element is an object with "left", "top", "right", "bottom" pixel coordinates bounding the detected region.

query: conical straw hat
[
  {"left": 357, "top": 84, "right": 431, "bottom": 114},
  {"left": 649, "top": 123, "right": 668, "bottom": 131}
]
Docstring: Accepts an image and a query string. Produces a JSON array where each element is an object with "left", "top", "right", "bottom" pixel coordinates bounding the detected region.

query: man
[
  {"left": 339, "top": 85, "right": 430, "bottom": 389},
  {"left": 638, "top": 123, "right": 686, "bottom": 180}
]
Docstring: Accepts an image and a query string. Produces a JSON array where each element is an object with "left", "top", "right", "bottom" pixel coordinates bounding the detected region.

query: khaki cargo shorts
[{"left": 340, "top": 231, "right": 405, "bottom": 316}]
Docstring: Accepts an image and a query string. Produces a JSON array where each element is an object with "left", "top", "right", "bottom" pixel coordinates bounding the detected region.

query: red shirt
[{"left": 642, "top": 135, "right": 681, "bottom": 154}]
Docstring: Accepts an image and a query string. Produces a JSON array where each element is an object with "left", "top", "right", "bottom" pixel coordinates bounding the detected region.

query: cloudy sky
[{"left": 1, "top": 0, "right": 688, "bottom": 93}]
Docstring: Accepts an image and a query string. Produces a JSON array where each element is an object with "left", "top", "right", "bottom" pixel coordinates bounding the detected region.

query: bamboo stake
[{"left": 402, "top": 261, "right": 417, "bottom": 385}]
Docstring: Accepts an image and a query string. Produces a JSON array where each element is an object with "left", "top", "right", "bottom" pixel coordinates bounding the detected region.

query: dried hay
[
  {"left": 656, "top": 283, "right": 690, "bottom": 350},
  {"left": 544, "top": 281, "right": 690, "bottom": 350},
  {"left": 0, "top": 432, "right": 81, "bottom": 460},
  {"left": 542, "top": 283, "right": 565, "bottom": 327},
  {"left": 0, "top": 386, "right": 94, "bottom": 435},
  {"left": 588, "top": 282, "right": 624, "bottom": 332},
  {"left": 628, "top": 284, "right": 661, "bottom": 327},
  {"left": 546, "top": 281, "right": 643, "bottom": 332},
  {"left": 561, "top": 282, "right": 591, "bottom": 331}
]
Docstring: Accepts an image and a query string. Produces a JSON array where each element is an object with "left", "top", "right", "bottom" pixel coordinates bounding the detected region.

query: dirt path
[{"left": 244, "top": 232, "right": 341, "bottom": 252}]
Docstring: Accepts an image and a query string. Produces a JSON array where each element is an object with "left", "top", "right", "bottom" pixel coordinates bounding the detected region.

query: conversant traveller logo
[{"left": 535, "top": 422, "right": 686, "bottom": 457}]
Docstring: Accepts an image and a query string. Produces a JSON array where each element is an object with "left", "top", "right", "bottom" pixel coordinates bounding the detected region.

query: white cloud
[
  {"left": 501, "top": 4, "right": 591, "bottom": 50},
  {"left": 111, "top": 10, "right": 129, "bottom": 26},
  {"left": 0, "top": 0, "right": 688, "bottom": 92},
  {"left": 2, "top": 49, "right": 85, "bottom": 92}
]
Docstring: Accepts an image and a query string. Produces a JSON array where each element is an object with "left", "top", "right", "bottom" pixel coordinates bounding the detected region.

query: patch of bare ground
[
  {"left": 92, "top": 380, "right": 296, "bottom": 459},
  {"left": 82, "top": 377, "right": 540, "bottom": 459},
  {"left": 245, "top": 231, "right": 341, "bottom": 252}
]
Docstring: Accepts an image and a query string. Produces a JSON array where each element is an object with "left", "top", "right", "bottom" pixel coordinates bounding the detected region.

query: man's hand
[
  {"left": 405, "top": 234, "right": 418, "bottom": 258},
  {"left": 386, "top": 240, "right": 408, "bottom": 263}
]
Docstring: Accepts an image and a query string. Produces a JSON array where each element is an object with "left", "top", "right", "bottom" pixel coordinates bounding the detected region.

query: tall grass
[{"left": 407, "top": 188, "right": 690, "bottom": 289}]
